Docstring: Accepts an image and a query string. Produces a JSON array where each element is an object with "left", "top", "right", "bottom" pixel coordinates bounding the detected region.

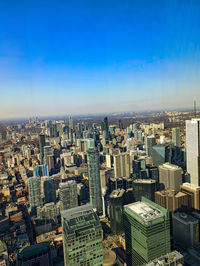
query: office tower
[
  {"left": 43, "top": 145, "right": 53, "bottom": 163},
  {"left": 133, "top": 179, "right": 156, "bottom": 202},
  {"left": 109, "top": 189, "right": 125, "bottom": 234},
  {"left": 102, "top": 117, "right": 109, "bottom": 143},
  {"left": 159, "top": 163, "right": 182, "bottom": 192},
  {"left": 33, "top": 164, "right": 49, "bottom": 177},
  {"left": 61, "top": 205, "right": 103, "bottom": 266},
  {"left": 69, "top": 116, "right": 73, "bottom": 143},
  {"left": 37, "top": 202, "right": 60, "bottom": 221},
  {"left": 46, "top": 155, "right": 54, "bottom": 172},
  {"left": 151, "top": 144, "right": 172, "bottom": 167},
  {"left": 86, "top": 138, "right": 95, "bottom": 150},
  {"left": 43, "top": 177, "right": 56, "bottom": 203},
  {"left": 87, "top": 148, "right": 103, "bottom": 213},
  {"left": 114, "top": 153, "right": 130, "bottom": 178},
  {"left": 39, "top": 134, "right": 45, "bottom": 164},
  {"left": 172, "top": 127, "right": 181, "bottom": 147},
  {"left": 77, "top": 183, "right": 89, "bottom": 205},
  {"left": 146, "top": 165, "right": 159, "bottom": 182},
  {"left": 59, "top": 180, "right": 78, "bottom": 211},
  {"left": 180, "top": 182, "right": 200, "bottom": 210},
  {"left": 172, "top": 212, "right": 199, "bottom": 249},
  {"left": 144, "top": 251, "right": 184, "bottom": 266},
  {"left": 28, "top": 176, "right": 42, "bottom": 210},
  {"left": 124, "top": 197, "right": 170, "bottom": 266},
  {"left": 155, "top": 190, "right": 188, "bottom": 213},
  {"left": 132, "top": 159, "right": 145, "bottom": 179},
  {"left": 69, "top": 116, "right": 73, "bottom": 130},
  {"left": 186, "top": 118, "right": 200, "bottom": 185},
  {"left": 146, "top": 136, "right": 156, "bottom": 156}
]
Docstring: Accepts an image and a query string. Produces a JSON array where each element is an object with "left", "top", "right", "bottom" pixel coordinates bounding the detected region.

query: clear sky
[{"left": 0, "top": 0, "right": 200, "bottom": 118}]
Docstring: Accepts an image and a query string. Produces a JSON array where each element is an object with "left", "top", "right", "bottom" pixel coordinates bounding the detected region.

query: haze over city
[{"left": 0, "top": 0, "right": 200, "bottom": 119}]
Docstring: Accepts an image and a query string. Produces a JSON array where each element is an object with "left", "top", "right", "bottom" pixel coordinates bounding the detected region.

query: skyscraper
[
  {"left": 133, "top": 179, "right": 156, "bottom": 202},
  {"left": 124, "top": 197, "right": 170, "bottom": 266},
  {"left": 87, "top": 148, "right": 103, "bottom": 213},
  {"left": 61, "top": 205, "right": 103, "bottom": 266},
  {"left": 43, "top": 177, "right": 56, "bottom": 203},
  {"left": 159, "top": 163, "right": 183, "bottom": 192},
  {"left": 186, "top": 118, "right": 200, "bottom": 185},
  {"left": 33, "top": 164, "right": 49, "bottom": 177},
  {"left": 28, "top": 176, "right": 42, "bottom": 210},
  {"left": 39, "top": 134, "right": 46, "bottom": 164},
  {"left": 59, "top": 180, "right": 78, "bottom": 211},
  {"left": 172, "top": 127, "right": 181, "bottom": 147},
  {"left": 102, "top": 117, "right": 109, "bottom": 143},
  {"left": 146, "top": 136, "right": 156, "bottom": 157},
  {"left": 114, "top": 153, "right": 130, "bottom": 178}
]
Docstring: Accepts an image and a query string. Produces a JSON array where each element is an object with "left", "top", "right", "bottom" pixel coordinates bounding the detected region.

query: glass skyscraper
[{"left": 87, "top": 148, "right": 103, "bottom": 214}]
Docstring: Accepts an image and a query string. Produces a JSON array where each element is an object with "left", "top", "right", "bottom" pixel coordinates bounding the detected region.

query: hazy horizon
[{"left": 1, "top": 0, "right": 200, "bottom": 119}]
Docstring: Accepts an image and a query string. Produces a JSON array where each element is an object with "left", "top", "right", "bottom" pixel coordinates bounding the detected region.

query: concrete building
[
  {"left": 124, "top": 197, "right": 170, "bottom": 266},
  {"left": 155, "top": 190, "right": 188, "bottom": 213},
  {"left": 172, "top": 212, "right": 199, "bottom": 249},
  {"left": 61, "top": 205, "right": 103, "bottom": 266},
  {"left": 37, "top": 202, "right": 60, "bottom": 221},
  {"left": 87, "top": 148, "right": 103, "bottom": 213},
  {"left": 180, "top": 182, "right": 200, "bottom": 210},
  {"left": 159, "top": 163, "right": 182, "bottom": 192},
  {"left": 59, "top": 180, "right": 78, "bottom": 211},
  {"left": 151, "top": 144, "right": 172, "bottom": 167},
  {"left": 143, "top": 250, "right": 184, "bottom": 266},
  {"left": 186, "top": 118, "right": 200, "bottom": 186},
  {"left": 39, "top": 134, "right": 46, "bottom": 164},
  {"left": 109, "top": 189, "right": 125, "bottom": 234},
  {"left": 114, "top": 153, "right": 130, "bottom": 178},
  {"left": 146, "top": 136, "right": 156, "bottom": 157}
]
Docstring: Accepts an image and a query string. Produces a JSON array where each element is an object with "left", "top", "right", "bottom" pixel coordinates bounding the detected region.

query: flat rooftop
[
  {"left": 125, "top": 201, "right": 164, "bottom": 222},
  {"left": 181, "top": 182, "right": 200, "bottom": 190},
  {"left": 110, "top": 189, "right": 125, "bottom": 198},
  {"left": 134, "top": 179, "right": 156, "bottom": 184}
]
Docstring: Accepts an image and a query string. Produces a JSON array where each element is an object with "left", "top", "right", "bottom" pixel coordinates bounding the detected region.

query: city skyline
[{"left": 1, "top": 0, "right": 200, "bottom": 119}]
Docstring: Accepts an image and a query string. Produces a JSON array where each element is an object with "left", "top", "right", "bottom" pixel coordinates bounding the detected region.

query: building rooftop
[
  {"left": 110, "top": 189, "right": 125, "bottom": 198},
  {"left": 125, "top": 201, "right": 164, "bottom": 222},
  {"left": 133, "top": 179, "right": 156, "bottom": 184},
  {"left": 18, "top": 242, "right": 50, "bottom": 259},
  {"left": 172, "top": 212, "right": 198, "bottom": 224},
  {"left": 159, "top": 162, "right": 182, "bottom": 170},
  {"left": 181, "top": 182, "right": 200, "bottom": 190},
  {"left": 143, "top": 250, "right": 183, "bottom": 266}
]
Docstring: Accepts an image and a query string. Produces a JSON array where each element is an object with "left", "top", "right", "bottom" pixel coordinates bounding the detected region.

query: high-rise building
[
  {"left": 33, "top": 164, "right": 49, "bottom": 177},
  {"left": 151, "top": 144, "right": 172, "bottom": 167},
  {"left": 146, "top": 136, "right": 156, "bottom": 157},
  {"left": 87, "top": 148, "right": 103, "bottom": 213},
  {"left": 37, "top": 202, "right": 60, "bottom": 221},
  {"left": 124, "top": 197, "right": 170, "bottom": 266},
  {"left": 59, "top": 180, "right": 78, "bottom": 211},
  {"left": 28, "top": 176, "right": 42, "bottom": 210},
  {"left": 180, "top": 182, "right": 200, "bottom": 210},
  {"left": 155, "top": 190, "right": 188, "bottom": 213},
  {"left": 159, "top": 163, "right": 183, "bottom": 192},
  {"left": 61, "top": 205, "right": 103, "bottom": 266},
  {"left": 102, "top": 117, "right": 109, "bottom": 143},
  {"left": 43, "top": 177, "right": 56, "bottom": 203},
  {"left": 172, "top": 127, "right": 181, "bottom": 147},
  {"left": 109, "top": 189, "right": 125, "bottom": 234},
  {"left": 186, "top": 118, "right": 200, "bottom": 186},
  {"left": 39, "top": 134, "right": 46, "bottom": 164},
  {"left": 133, "top": 179, "right": 156, "bottom": 202},
  {"left": 114, "top": 153, "right": 130, "bottom": 178},
  {"left": 172, "top": 212, "right": 199, "bottom": 249}
]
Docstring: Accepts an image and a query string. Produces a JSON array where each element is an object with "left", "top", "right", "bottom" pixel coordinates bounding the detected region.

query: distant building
[
  {"left": 61, "top": 205, "right": 103, "bottom": 266},
  {"left": 159, "top": 163, "right": 182, "bottom": 192},
  {"left": 102, "top": 117, "right": 109, "bottom": 143},
  {"left": 146, "top": 136, "right": 156, "bottom": 157},
  {"left": 109, "top": 189, "right": 125, "bottom": 234},
  {"left": 186, "top": 118, "right": 200, "bottom": 186},
  {"left": 114, "top": 153, "right": 130, "bottom": 178},
  {"left": 28, "top": 176, "right": 42, "bottom": 211},
  {"left": 87, "top": 148, "right": 103, "bottom": 213},
  {"left": 59, "top": 180, "right": 78, "bottom": 211},
  {"left": 39, "top": 134, "right": 46, "bottom": 164},
  {"left": 151, "top": 144, "right": 172, "bottom": 167},
  {"left": 172, "top": 212, "right": 199, "bottom": 249},
  {"left": 124, "top": 197, "right": 170, "bottom": 266},
  {"left": 172, "top": 127, "right": 181, "bottom": 147}
]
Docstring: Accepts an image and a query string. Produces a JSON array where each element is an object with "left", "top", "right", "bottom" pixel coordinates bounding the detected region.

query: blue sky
[{"left": 0, "top": 0, "right": 200, "bottom": 118}]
